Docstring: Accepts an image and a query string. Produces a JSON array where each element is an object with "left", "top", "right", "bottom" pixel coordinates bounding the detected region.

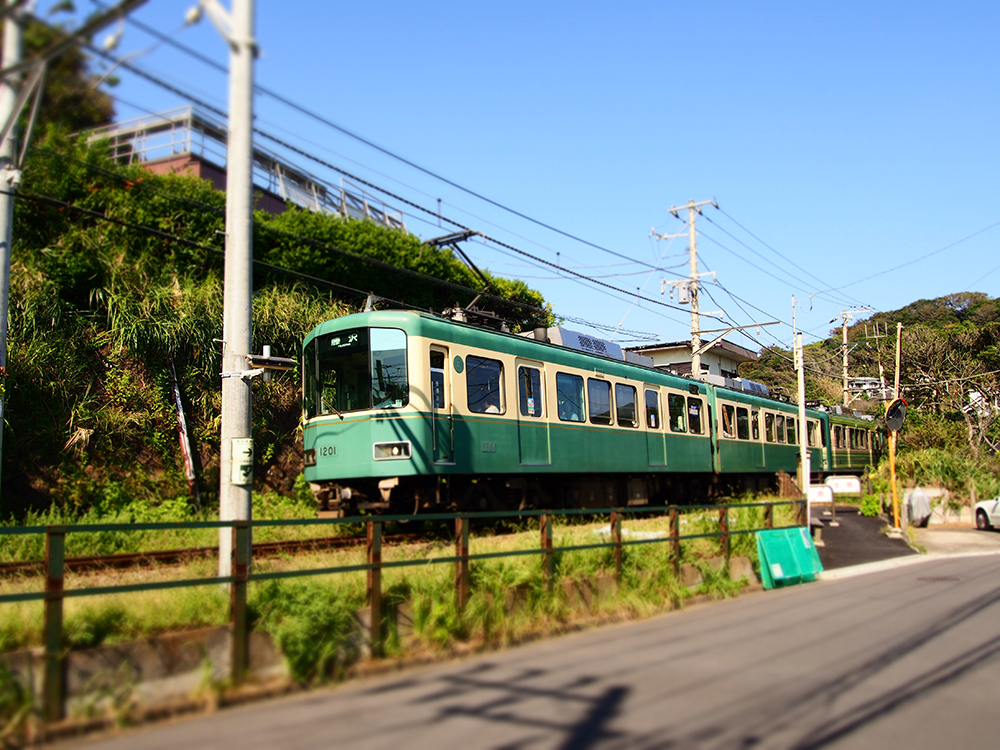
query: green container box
[{"left": 756, "top": 528, "right": 823, "bottom": 590}]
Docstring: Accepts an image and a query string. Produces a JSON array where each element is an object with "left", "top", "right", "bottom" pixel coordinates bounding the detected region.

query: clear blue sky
[{"left": 38, "top": 0, "right": 1000, "bottom": 350}]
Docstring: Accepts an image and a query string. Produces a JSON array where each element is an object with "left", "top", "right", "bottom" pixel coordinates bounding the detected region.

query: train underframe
[{"left": 310, "top": 470, "right": 793, "bottom": 515}]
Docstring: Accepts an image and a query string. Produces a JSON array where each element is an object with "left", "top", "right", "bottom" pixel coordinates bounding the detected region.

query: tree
[{"left": 1, "top": 13, "right": 116, "bottom": 136}]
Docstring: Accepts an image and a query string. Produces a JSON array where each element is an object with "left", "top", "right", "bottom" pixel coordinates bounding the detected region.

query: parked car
[{"left": 974, "top": 496, "right": 1000, "bottom": 530}]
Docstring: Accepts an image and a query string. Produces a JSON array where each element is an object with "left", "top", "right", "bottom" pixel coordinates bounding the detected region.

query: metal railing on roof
[{"left": 87, "top": 106, "right": 406, "bottom": 231}]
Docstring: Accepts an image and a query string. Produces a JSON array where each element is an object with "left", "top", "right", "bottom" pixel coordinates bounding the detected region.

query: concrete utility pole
[
  {"left": 839, "top": 307, "right": 870, "bottom": 406},
  {"left": 0, "top": 0, "right": 150, "bottom": 507},
  {"left": 795, "top": 333, "right": 811, "bottom": 504},
  {"left": 0, "top": 0, "right": 24, "bottom": 509},
  {"left": 653, "top": 199, "right": 717, "bottom": 379},
  {"left": 791, "top": 297, "right": 811, "bottom": 499},
  {"left": 203, "top": 0, "right": 256, "bottom": 576},
  {"left": 894, "top": 322, "right": 903, "bottom": 399}
]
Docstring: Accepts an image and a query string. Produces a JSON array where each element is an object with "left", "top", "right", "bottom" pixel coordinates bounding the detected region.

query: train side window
[
  {"left": 688, "top": 398, "right": 703, "bottom": 434},
  {"left": 736, "top": 407, "right": 750, "bottom": 440},
  {"left": 518, "top": 366, "right": 543, "bottom": 418},
  {"left": 765, "top": 413, "right": 775, "bottom": 443},
  {"left": 467, "top": 355, "right": 505, "bottom": 414},
  {"left": 588, "top": 379, "right": 613, "bottom": 425},
  {"left": 668, "top": 394, "right": 687, "bottom": 432},
  {"left": 645, "top": 390, "right": 661, "bottom": 429},
  {"left": 776, "top": 415, "right": 786, "bottom": 443},
  {"left": 615, "top": 384, "right": 637, "bottom": 427},
  {"left": 787, "top": 418, "right": 797, "bottom": 445},
  {"left": 807, "top": 420, "right": 816, "bottom": 446},
  {"left": 833, "top": 426, "right": 843, "bottom": 449},
  {"left": 751, "top": 408, "right": 761, "bottom": 440},
  {"left": 721, "top": 404, "right": 736, "bottom": 438},
  {"left": 556, "top": 372, "right": 585, "bottom": 422}
]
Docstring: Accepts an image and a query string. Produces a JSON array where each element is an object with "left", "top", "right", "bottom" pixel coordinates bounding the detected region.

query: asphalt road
[
  {"left": 811, "top": 506, "right": 916, "bottom": 569},
  {"left": 75, "top": 554, "right": 1000, "bottom": 750}
]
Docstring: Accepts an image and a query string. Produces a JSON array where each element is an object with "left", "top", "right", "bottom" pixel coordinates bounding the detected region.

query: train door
[
  {"left": 644, "top": 387, "right": 666, "bottom": 466},
  {"left": 752, "top": 407, "right": 765, "bottom": 468},
  {"left": 430, "top": 348, "right": 453, "bottom": 464},
  {"left": 516, "top": 359, "right": 551, "bottom": 465}
]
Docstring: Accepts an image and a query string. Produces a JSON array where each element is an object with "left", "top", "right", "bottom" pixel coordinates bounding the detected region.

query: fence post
[
  {"left": 540, "top": 514, "right": 553, "bottom": 591},
  {"left": 669, "top": 507, "right": 680, "bottom": 578},
  {"left": 43, "top": 526, "right": 66, "bottom": 723},
  {"left": 610, "top": 511, "right": 622, "bottom": 582},
  {"left": 367, "top": 520, "right": 383, "bottom": 657},
  {"left": 230, "top": 520, "right": 250, "bottom": 685},
  {"left": 455, "top": 517, "right": 469, "bottom": 612},
  {"left": 765, "top": 501, "right": 774, "bottom": 529},
  {"left": 719, "top": 506, "right": 730, "bottom": 561}
]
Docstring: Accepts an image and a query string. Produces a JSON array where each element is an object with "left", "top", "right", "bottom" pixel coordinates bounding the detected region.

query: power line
[
  {"left": 811, "top": 219, "right": 1000, "bottom": 297},
  {"left": 714, "top": 207, "right": 869, "bottom": 308},
  {"left": 5, "top": 186, "right": 547, "bottom": 316},
  {"left": 701, "top": 213, "right": 861, "bottom": 309},
  {"left": 80, "top": 12, "right": 691, "bottom": 279}
]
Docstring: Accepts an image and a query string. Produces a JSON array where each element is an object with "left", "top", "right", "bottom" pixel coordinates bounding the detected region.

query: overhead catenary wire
[
  {"left": 2, "top": 186, "right": 544, "bottom": 317},
  {"left": 900, "top": 368, "right": 1000, "bottom": 389},
  {"left": 701, "top": 213, "right": 863, "bottom": 309},
  {"left": 714, "top": 207, "right": 869, "bottom": 309},
  {"left": 76, "top": 27, "right": 691, "bottom": 281}
]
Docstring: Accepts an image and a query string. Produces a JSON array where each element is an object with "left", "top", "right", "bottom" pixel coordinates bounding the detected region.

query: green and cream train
[{"left": 301, "top": 311, "right": 880, "bottom": 512}]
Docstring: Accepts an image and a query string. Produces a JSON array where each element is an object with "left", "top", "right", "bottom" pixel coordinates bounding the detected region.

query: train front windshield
[{"left": 304, "top": 327, "right": 409, "bottom": 417}]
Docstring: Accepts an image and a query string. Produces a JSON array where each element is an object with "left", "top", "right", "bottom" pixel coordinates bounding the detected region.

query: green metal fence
[{"left": 0, "top": 499, "right": 805, "bottom": 722}]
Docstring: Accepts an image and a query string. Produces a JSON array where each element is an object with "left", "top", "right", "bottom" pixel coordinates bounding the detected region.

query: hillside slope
[{"left": 2, "top": 134, "right": 550, "bottom": 517}]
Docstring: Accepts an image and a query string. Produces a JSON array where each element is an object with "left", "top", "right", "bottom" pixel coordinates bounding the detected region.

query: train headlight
[
  {"left": 373, "top": 441, "right": 412, "bottom": 460},
  {"left": 304, "top": 449, "right": 316, "bottom": 466}
]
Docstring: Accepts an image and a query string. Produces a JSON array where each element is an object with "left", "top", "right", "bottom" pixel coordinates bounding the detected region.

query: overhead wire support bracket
[{"left": 693, "top": 321, "right": 781, "bottom": 356}]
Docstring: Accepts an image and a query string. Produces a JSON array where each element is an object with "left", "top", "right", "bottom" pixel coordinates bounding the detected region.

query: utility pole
[
  {"left": 0, "top": 0, "right": 149, "bottom": 507},
  {"left": 792, "top": 297, "right": 811, "bottom": 500},
  {"left": 0, "top": 0, "right": 24, "bottom": 509},
  {"left": 203, "top": 0, "right": 256, "bottom": 577},
  {"left": 652, "top": 199, "right": 717, "bottom": 379},
  {"left": 795, "top": 332, "right": 810, "bottom": 497},
  {"left": 839, "top": 307, "right": 870, "bottom": 406},
  {"left": 894, "top": 322, "right": 902, "bottom": 399}
]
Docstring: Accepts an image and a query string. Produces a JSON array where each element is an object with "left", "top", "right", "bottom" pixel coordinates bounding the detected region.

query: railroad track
[{"left": 0, "top": 531, "right": 439, "bottom": 578}]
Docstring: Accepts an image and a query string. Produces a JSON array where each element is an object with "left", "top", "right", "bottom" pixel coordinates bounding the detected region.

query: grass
[
  {"left": 0, "top": 489, "right": 324, "bottom": 564},
  {"left": 0, "top": 499, "right": 799, "bottom": 688}
]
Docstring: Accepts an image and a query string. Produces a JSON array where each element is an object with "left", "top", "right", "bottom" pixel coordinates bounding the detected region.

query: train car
[
  {"left": 714, "top": 388, "right": 826, "bottom": 491},
  {"left": 823, "top": 409, "right": 882, "bottom": 473},
  {"left": 301, "top": 310, "right": 879, "bottom": 512}
]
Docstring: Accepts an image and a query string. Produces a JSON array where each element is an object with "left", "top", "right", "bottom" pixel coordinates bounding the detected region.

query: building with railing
[{"left": 87, "top": 107, "right": 406, "bottom": 230}]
